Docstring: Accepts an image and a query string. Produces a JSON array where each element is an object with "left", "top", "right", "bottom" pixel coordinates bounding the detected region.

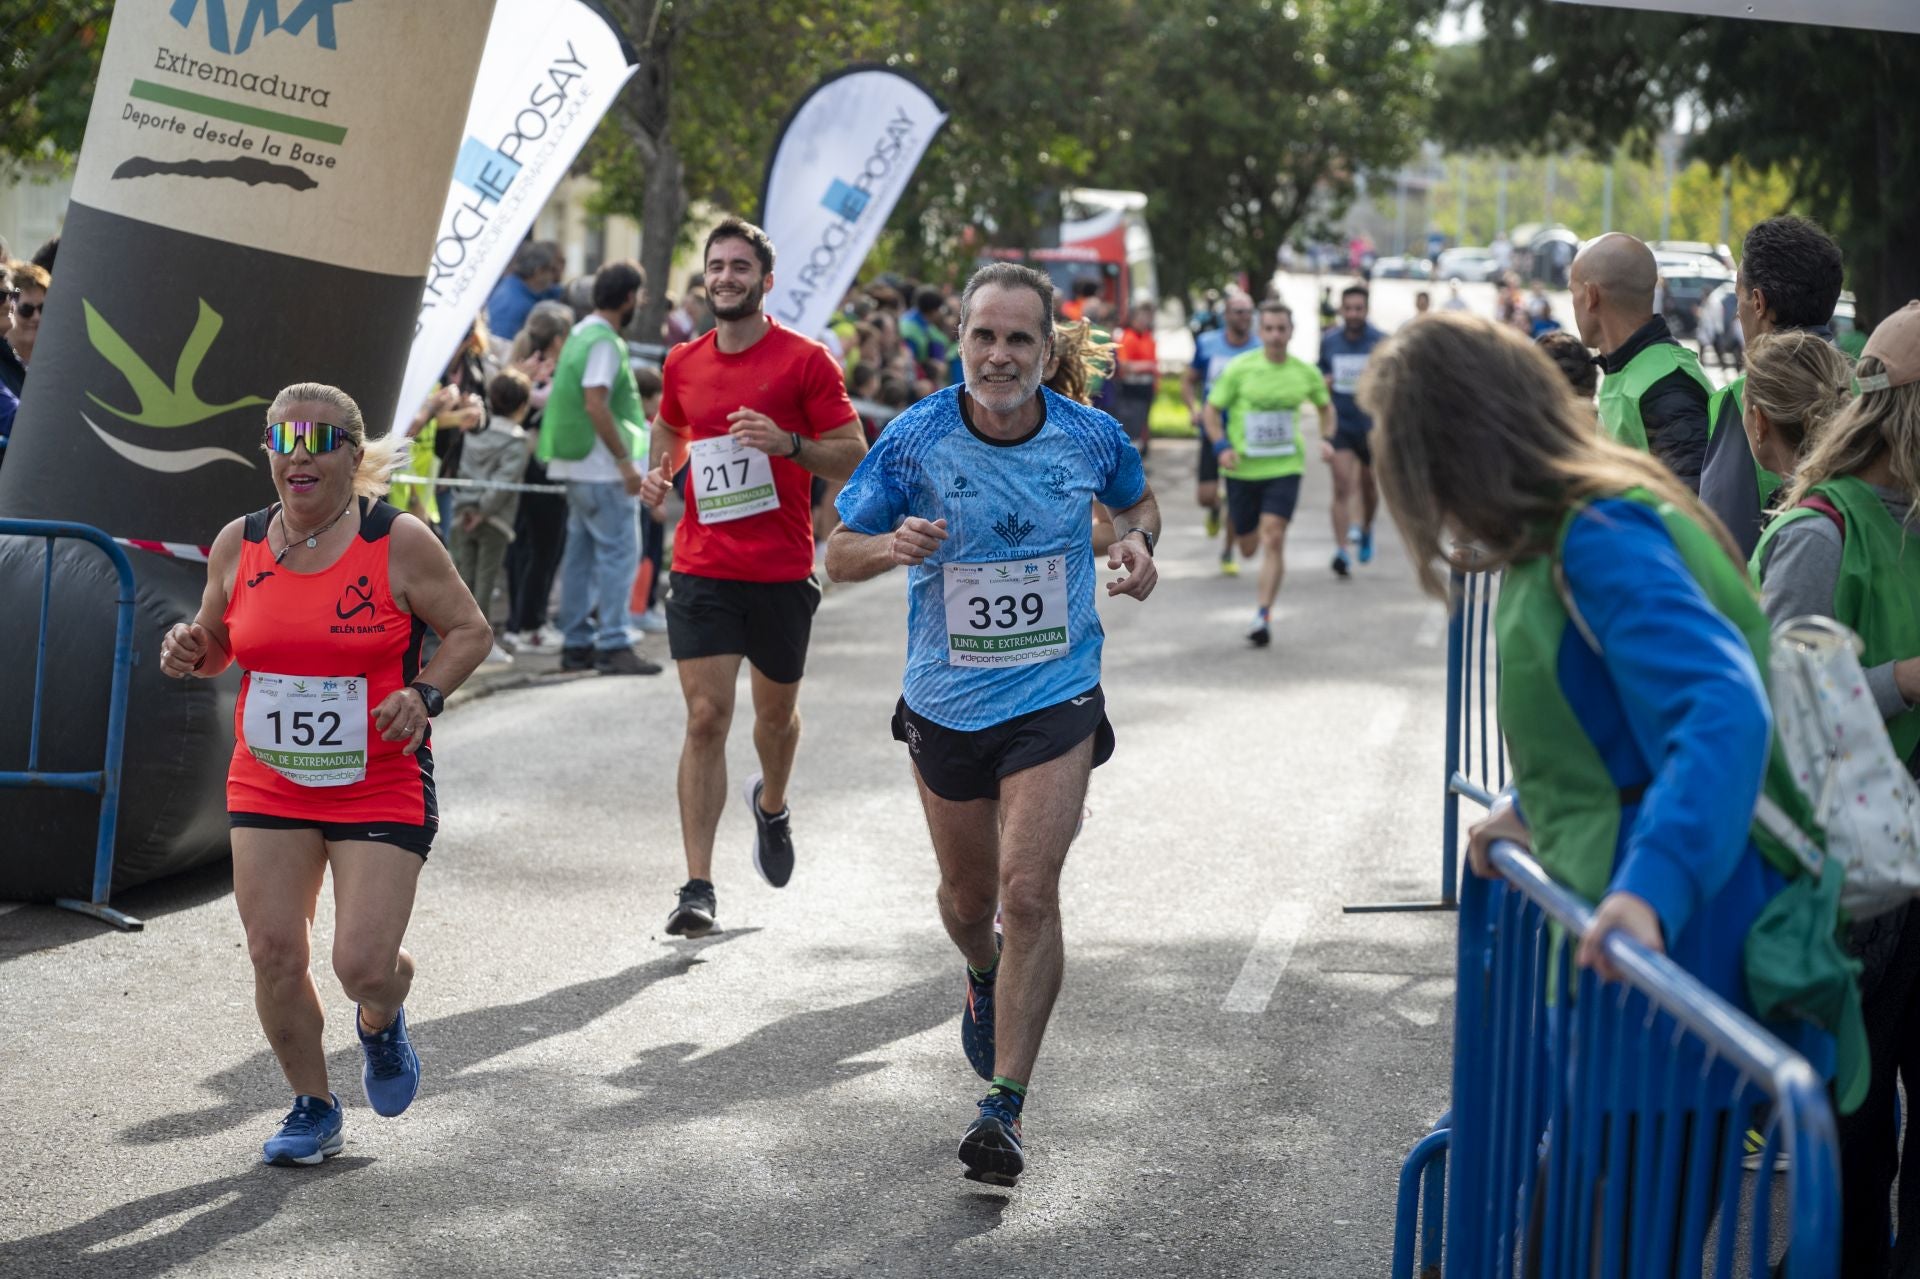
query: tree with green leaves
[
  {"left": 589, "top": 0, "right": 894, "bottom": 339},
  {"left": 1107, "top": 0, "right": 1434, "bottom": 307},
  {"left": 0, "top": 0, "right": 111, "bottom": 169},
  {"left": 1433, "top": 2, "right": 1920, "bottom": 324}
]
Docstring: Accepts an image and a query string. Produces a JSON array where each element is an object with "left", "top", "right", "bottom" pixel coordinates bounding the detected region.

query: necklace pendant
[{"left": 306, "top": 535, "right": 319, "bottom": 549}]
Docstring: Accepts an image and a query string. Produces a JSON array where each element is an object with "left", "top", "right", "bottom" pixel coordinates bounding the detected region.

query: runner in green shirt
[{"left": 1201, "top": 301, "right": 1335, "bottom": 646}]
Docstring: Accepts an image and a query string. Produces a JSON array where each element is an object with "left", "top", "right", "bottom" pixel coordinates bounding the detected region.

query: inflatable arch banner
[
  {"left": 0, "top": 0, "right": 495, "bottom": 899},
  {"left": 0, "top": 0, "right": 496, "bottom": 542}
]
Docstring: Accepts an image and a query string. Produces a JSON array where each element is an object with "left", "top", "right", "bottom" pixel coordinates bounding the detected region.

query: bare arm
[
  {"left": 159, "top": 518, "right": 244, "bottom": 679},
  {"left": 1104, "top": 485, "right": 1160, "bottom": 601},
  {"left": 1180, "top": 365, "right": 1203, "bottom": 420},
  {"left": 586, "top": 384, "right": 643, "bottom": 495},
  {"left": 791, "top": 419, "right": 869, "bottom": 482},
  {"left": 383, "top": 514, "right": 492, "bottom": 752},
  {"left": 1202, "top": 403, "right": 1237, "bottom": 469},
  {"left": 825, "top": 517, "right": 948, "bottom": 584},
  {"left": 727, "top": 411, "right": 869, "bottom": 482}
]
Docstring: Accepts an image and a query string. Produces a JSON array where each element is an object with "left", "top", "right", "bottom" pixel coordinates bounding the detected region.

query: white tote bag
[{"left": 1756, "top": 614, "right": 1920, "bottom": 920}]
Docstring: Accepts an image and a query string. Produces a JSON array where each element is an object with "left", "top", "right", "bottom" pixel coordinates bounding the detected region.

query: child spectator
[{"left": 450, "top": 370, "right": 534, "bottom": 632}]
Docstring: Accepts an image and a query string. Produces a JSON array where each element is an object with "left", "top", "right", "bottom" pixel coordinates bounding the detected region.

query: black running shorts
[
  {"left": 1225, "top": 474, "right": 1303, "bottom": 535},
  {"left": 892, "top": 685, "right": 1115, "bottom": 802},
  {"left": 229, "top": 811, "right": 435, "bottom": 859},
  {"left": 1331, "top": 426, "right": 1374, "bottom": 466},
  {"left": 666, "top": 571, "right": 822, "bottom": 685}
]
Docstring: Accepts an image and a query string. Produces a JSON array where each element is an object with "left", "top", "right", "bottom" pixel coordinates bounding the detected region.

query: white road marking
[
  {"left": 1414, "top": 607, "right": 1446, "bottom": 649},
  {"left": 1364, "top": 696, "right": 1408, "bottom": 751},
  {"left": 1221, "top": 902, "right": 1313, "bottom": 1014}
]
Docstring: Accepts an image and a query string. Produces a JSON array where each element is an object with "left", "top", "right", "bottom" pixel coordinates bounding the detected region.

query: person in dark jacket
[
  {"left": 1699, "top": 216, "right": 1847, "bottom": 559},
  {"left": 1570, "top": 233, "right": 1714, "bottom": 490}
]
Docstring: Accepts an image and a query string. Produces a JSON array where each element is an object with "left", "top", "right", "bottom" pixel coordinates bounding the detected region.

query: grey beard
[{"left": 964, "top": 363, "right": 1043, "bottom": 412}]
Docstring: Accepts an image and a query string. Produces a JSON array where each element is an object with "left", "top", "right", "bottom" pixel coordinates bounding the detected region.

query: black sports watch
[
  {"left": 1123, "top": 526, "right": 1157, "bottom": 556},
  {"left": 409, "top": 681, "right": 446, "bottom": 717},
  {"left": 786, "top": 429, "right": 805, "bottom": 458}
]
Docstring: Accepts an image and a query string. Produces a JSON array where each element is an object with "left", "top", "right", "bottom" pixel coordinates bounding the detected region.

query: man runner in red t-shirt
[{"left": 641, "top": 217, "right": 868, "bottom": 936}]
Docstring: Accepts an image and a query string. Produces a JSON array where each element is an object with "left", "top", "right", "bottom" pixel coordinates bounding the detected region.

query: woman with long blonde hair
[
  {"left": 1748, "top": 304, "right": 1920, "bottom": 1273},
  {"left": 1359, "top": 312, "right": 1852, "bottom": 1063},
  {"left": 1046, "top": 318, "right": 1121, "bottom": 552}
]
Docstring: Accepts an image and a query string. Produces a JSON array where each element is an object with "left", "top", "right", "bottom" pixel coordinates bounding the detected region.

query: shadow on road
[
  {"left": 120, "top": 933, "right": 755, "bottom": 1146},
  {"left": 0, "top": 859, "right": 234, "bottom": 966},
  {"left": 590, "top": 974, "right": 953, "bottom": 1126},
  {"left": 0, "top": 1156, "right": 372, "bottom": 1277}
]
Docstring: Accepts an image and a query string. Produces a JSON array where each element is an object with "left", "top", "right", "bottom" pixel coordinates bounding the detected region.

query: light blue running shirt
[{"left": 836, "top": 385, "right": 1147, "bottom": 731}]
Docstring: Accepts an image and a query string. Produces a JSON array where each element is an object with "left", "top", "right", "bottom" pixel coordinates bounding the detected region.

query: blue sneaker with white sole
[
  {"left": 262, "top": 1092, "right": 344, "bottom": 1166},
  {"left": 1358, "top": 525, "right": 1375, "bottom": 564},
  {"left": 358, "top": 1004, "right": 421, "bottom": 1117}
]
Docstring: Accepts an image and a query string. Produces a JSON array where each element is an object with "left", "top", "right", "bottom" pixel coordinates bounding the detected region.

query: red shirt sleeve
[
  {"left": 657, "top": 345, "right": 687, "bottom": 430},
  {"left": 798, "top": 344, "right": 857, "bottom": 438}
]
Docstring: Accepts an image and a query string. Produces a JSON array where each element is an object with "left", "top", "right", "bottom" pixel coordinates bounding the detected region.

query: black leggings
[{"left": 505, "top": 459, "right": 568, "bottom": 634}]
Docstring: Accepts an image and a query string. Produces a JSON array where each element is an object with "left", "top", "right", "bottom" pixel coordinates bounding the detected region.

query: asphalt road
[{"left": 1, "top": 409, "right": 1463, "bottom": 1277}]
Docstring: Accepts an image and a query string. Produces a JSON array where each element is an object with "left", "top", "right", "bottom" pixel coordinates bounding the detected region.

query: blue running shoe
[
  {"left": 962, "top": 960, "right": 997, "bottom": 1082},
  {"left": 358, "top": 1004, "right": 421, "bottom": 1117},
  {"left": 959, "top": 1090, "right": 1026, "bottom": 1185},
  {"left": 262, "top": 1093, "right": 344, "bottom": 1166},
  {"left": 1358, "top": 525, "right": 1375, "bottom": 564}
]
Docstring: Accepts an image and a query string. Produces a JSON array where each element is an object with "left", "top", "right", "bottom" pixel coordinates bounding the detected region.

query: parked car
[
  {"left": 1372, "top": 255, "right": 1433, "bottom": 280},
  {"left": 1697, "top": 281, "right": 1744, "bottom": 369},
  {"left": 1436, "top": 247, "right": 1502, "bottom": 283},
  {"left": 1655, "top": 252, "right": 1734, "bottom": 339},
  {"left": 1653, "top": 239, "right": 1736, "bottom": 271}
]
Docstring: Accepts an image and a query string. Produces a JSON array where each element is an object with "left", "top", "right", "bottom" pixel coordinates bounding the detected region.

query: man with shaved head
[{"left": 1570, "top": 232, "right": 1714, "bottom": 489}]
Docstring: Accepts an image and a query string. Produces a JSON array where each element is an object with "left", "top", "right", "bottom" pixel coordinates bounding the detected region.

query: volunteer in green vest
[
  {"left": 1700, "top": 216, "right": 1848, "bottom": 559},
  {"left": 1201, "top": 300, "right": 1335, "bottom": 648},
  {"left": 537, "top": 259, "right": 660, "bottom": 676},
  {"left": 1361, "top": 311, "right": 1860, "bottom": 1094},
  {"left": 1570, "top": 233, "right": 1714, "bottom": 490},
  {"left": 1750, "top": 304, "right": 1920, "bottom": 1276}
]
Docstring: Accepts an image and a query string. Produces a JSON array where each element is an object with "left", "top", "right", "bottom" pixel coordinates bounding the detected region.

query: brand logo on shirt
[
  {"left": 946, "top": 474, "right": 980, "bottom": 499},
  {"left": 1042, "top": 465, "right": 1071, "bottom": 500},
  {"left": 992, "top": 511, "right": 1036, "bottom": 548},
  {"left": 247, "top": 570, "right": 275, "bottom": 587},
  {"left": 336, "top": 575, "right": 376, "bottom": 621}
]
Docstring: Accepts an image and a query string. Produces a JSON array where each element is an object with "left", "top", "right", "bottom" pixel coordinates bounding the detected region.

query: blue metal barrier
[
  {"left": 1348, "top": 568, "right": 1506, "bottom": 914},
  {"left": 0, "top": 519, "right": 144, "bottom": 931},
  {"left": 1394, "top": 812, "right": 1841, "bottom": 1277}
]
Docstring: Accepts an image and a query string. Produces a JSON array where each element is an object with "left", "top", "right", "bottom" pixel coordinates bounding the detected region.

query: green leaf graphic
[{"left": 84, "top": 298, "right": 269, "bottom": 427}]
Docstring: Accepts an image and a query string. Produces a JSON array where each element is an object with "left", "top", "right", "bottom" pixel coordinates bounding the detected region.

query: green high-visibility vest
[
  {"left": 1752, "top": 474, "right": 1920, "bottom": 761},
  {"left": 1708, "top": 375, "right": 1783, "bottom": 511},
  {"left": 1497, "top": 488, "right": 1864, "bottom": 1109},
  {"left": 538, "top": 320, "right": 646, "bottom": 465},
  {"left": 1597, "top": 340, "right": 1713, "bottom": 452}
]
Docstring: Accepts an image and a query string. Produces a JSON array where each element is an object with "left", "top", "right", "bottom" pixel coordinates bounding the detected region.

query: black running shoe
[
  {"left": 1330, "top": 551, "right": 1351, "bottom": 579},
  {"left": 595, "top": 647, "right": 662, "bottom": 676},
  {"left": 1246, "top": 616, "right": 1271, "bottom": 648},
  {"left": 959, "top": 1090, "right": 1026, "bottom": 1186},
  {"left": 962, "top": 963, "right": 997, "bottom": 1082},
  {"left": 560, "top": 645, "right": 595, "bottom": 671},
  {"left": 744, "top": 774, "right": 795, "bottom": 888},
  {"left": 665, "top": 879, "right": 716, "bottom": 937}
]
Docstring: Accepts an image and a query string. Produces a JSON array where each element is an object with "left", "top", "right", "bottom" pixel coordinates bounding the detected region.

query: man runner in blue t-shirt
[
  {"left": 1317, "top": 284, "right": 1387, "bottom": 575},
  {"left": 828, "top": 262, "right": 1160, "bottom": 1187},
  {"left": 1182, "top": 291, "right": 1260, "bottom": 575}
]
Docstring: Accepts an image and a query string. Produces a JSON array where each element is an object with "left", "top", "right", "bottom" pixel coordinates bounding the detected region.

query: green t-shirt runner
[{"left": 1206, "top": 351, "right": 1331, "bottom": 480}]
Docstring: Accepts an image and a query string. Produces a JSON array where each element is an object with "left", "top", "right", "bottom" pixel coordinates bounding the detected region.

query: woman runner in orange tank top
[{"left": 160, "top": 382, "right": 490, "bottom": 1167}]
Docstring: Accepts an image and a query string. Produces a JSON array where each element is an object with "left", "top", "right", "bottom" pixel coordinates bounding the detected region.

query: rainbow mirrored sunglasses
[{"left": 265, "top": 421, "right": 350, "bottom": 455}]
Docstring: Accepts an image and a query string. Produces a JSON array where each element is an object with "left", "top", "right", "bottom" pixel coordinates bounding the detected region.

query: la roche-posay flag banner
[
  {"left": 392, "top": 0, "right": 639, "bottom": 437},
  {"left": 759, "top": 66, "right": 947, "bottom": 343},
  {"left": 0, "top": 0, "right": 495, "bottom": 547},
  {"left": 1550, "top": 0, "right": 1920, "bottom": 32}
]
